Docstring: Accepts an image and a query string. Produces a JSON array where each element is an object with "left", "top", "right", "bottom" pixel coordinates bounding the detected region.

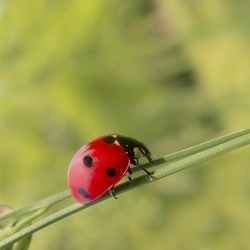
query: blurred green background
[{"left": 1, "top": 0, "right": 250, "bottom": 249}]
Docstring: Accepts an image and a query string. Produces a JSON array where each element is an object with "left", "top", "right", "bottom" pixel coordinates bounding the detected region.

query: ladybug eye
[
  {"left": 106, "top": 168, "right": 116, "bottom": 177},
  {"left": 83, "top": 155, "right": 93, "bottom": 167}
]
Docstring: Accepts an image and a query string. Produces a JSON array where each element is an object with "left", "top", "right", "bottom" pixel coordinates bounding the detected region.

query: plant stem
[
  {"left": 0, "top": 129, "right": 249, "bottom": 249},
  {"left": 0, "top": 191, "right": 71, "bottom": 222}
]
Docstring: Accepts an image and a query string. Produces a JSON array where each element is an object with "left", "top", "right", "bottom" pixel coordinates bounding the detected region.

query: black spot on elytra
[
  {"left": 83, "top": 155, "right": 93, "bottom": 167},
  {"left": 106, "top": 168, "right": 116, "bottom": 177},
  {"left": 103, "top": 135, "right": 116, "bottom": 144},
  {"left": 78, "top": 188, "right": 89, "bottom": 198}
]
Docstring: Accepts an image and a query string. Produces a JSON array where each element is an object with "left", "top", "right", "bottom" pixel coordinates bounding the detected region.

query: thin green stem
[
  {"left": 0, "top": 129, "right": 249, "bottom": 249},
  {"left": 0, "top": 190, "right": 71, "bottom": 222},
  {"left": 133, "top": 128, "right": 250, "bottom": 171},
  {"left": 155, "top": 131, "right": 250, "bottom": 178},
  {"left": 1, "top": 207, "right": 48, "bottom": 239},
  {"left": 162, "top": 128, "right": 249, "bottom": 162}
]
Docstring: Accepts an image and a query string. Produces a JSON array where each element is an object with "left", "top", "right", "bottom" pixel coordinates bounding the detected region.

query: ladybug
[{"left": 68, "top": 134, "right": 153, "bottom": 204}]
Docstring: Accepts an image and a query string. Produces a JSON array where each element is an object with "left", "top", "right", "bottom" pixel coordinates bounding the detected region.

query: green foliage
[{"left": 0, "top": 0, "right": 250, "bottom": 249}]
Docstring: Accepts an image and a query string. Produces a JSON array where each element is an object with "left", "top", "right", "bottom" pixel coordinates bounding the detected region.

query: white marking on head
[
  {"left": 133, "top": 147, "right": 141, "bottom": 159},
  {"left": 114, "top": 140, "right": 120, "bottom": 146}
]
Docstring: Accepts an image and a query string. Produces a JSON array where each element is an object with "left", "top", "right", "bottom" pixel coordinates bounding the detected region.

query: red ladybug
[{"left": 68, "top": 134, "right": 153, "bottom": 204}]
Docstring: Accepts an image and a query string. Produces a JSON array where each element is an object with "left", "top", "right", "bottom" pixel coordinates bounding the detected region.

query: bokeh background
[{"left": 1, "top": 0, "right": 250, "bottom": 249}]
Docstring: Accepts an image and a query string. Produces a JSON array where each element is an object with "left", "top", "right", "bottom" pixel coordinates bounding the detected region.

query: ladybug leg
[
  {"left": 134, "top": 159, "right": 154, "bottom": 181},
  {"left": 109, "top": 187, "right": 118, "bottom": 199},
  {"left": 126, "top": 168, "right": 133, "bottom": 182}
]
